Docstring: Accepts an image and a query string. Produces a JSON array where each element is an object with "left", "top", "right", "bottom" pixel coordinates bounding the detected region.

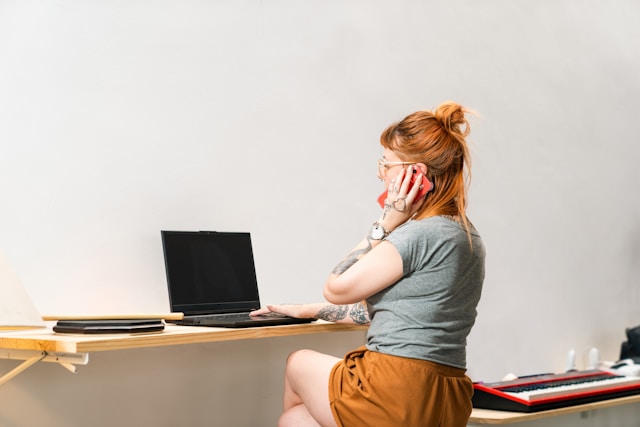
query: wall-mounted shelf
[{"left": 0, "top": 321, "right": 367, "bottom": 385}]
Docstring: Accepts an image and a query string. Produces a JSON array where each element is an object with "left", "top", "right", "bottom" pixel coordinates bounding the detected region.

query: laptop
[{"left": 161, "top": 230, "right": 313, "bottom": 328}]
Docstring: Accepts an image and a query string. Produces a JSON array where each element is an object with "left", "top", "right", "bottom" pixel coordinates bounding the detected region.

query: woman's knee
[
  {"left": 283, "top": 349, "right": 314, "bottom": 402},
  {"left": 285, "top": 349, "right": 315, "bottom": 375}
]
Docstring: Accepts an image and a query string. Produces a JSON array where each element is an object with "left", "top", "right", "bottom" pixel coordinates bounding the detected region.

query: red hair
[{"left": 380, "top": 101, "right": 474, "bottom": 238}]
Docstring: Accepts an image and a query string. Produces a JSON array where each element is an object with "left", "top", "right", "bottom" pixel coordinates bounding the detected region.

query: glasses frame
[{"left": 377, "top": 158, "right": 414, "bottom": 178}]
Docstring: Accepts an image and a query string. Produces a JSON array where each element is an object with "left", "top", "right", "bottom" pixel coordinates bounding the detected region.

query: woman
[{"left": 251, "top": 101, "right": 485, "bottom": 427}]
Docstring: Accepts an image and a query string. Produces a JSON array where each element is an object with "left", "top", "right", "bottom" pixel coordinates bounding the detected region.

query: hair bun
[{"left": 434, "top": 101, "right": 470, "bottom": 137}]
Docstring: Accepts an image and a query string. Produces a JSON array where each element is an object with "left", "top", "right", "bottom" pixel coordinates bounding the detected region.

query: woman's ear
[{"left": 414, "top": 163, "right": 428, "bottom": 176}]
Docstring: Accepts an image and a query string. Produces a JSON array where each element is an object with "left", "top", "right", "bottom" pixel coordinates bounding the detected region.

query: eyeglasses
[{"left": 377, "top": 158, "right": 414, "bottom": 178}]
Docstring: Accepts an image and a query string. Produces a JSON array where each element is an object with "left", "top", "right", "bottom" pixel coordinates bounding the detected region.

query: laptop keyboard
[
  {"left": 173, "top": 311, "right": 313, "bottom": 328},
  {"left": 210, "top": 313, "right": 251, "bottom": 320},
  {"left": 189, "top": 312, "right": 286, "bottom": 321}
]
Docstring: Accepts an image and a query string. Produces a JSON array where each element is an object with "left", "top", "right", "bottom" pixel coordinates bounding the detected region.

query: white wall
[{"left": 1, "top": 0, "right": 639, "bottom": 426}]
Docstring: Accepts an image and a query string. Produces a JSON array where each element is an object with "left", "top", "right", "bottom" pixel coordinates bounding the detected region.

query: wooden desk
[
  {"left": 0, "top": 321, "right": 367, "bottom": 354},
  {"left": 0, "top": 321, "right": 368, "bottom": 385},
  {"left": 469, "top": 394, "right": 640, "bottom": 424}
]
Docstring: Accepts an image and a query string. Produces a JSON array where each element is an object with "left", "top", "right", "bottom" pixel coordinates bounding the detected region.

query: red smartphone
[{"left": 377, "top": 166, "right": 433, "bottom": 208}]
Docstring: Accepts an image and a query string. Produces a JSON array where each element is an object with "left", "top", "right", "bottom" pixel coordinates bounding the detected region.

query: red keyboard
[{"left": 472, "top": 370, "right": 640, "bottom": 412}]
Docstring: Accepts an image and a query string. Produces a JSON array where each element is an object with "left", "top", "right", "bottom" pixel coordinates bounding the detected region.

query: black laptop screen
[{"left": 161, "top": 231, "right": 261, "bottom": 314}]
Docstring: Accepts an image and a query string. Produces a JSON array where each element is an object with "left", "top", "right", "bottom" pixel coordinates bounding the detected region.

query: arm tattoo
[
  {"left": 349, "top": 302, "right": 370, "bottom": 324},
  {"left": 331, "top": 237, "right": 373, "bottom": 275},
  {"left": 316, "top": 305, "right": 349, "bottom": 322},
  {"left": 316, "top": 303, "right": 371, "bottom": 324}
]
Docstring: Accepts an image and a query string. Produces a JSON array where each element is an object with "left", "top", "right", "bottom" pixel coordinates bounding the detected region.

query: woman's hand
[
  {"left": 380, "top": 166, "right": 426, "bottom": 231},
  {"left": 249, "top": 304, "right": 317, "bottom": 319}
]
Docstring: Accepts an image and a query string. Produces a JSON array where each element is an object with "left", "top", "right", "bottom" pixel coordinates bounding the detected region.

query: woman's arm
[
  {"left": 316, "top": 301, "right": 370, "bottom": 324},
  {"left": 323, "top": 237, "right": 403, "bottom": 305},
  {"left": 324, "top": 167, "right": 424, "bottom": 304},
  {"left": 250, "top": 301, "right": 370, "bottom": 325}
]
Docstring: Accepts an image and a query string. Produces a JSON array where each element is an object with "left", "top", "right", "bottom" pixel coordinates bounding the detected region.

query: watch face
[{"left": 371, "top": 224, "right": 384, "bottom": 239}]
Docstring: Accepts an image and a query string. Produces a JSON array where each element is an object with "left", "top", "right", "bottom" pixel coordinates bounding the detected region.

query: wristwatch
[{"left": 369, "top": 222, "right": 389, "bottom": 240}]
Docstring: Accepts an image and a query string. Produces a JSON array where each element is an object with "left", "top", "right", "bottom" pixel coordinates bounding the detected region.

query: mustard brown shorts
[{"left": 328, "top": 346, "right": 473, "bottom": 427}]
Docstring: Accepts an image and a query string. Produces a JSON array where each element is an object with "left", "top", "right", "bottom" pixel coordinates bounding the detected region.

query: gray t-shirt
[{"left": 365, "top": 216, "right": 485, "bottom": 369}]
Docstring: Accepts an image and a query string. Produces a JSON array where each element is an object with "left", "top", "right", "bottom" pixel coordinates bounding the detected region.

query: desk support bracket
[{"left": 0, "top": 349, "right": 89, "bottom": 386}]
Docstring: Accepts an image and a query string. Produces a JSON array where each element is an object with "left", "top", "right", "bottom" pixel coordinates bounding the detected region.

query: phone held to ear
[{"left": 377, "top": 166, "right": 433, "bottom": 208}]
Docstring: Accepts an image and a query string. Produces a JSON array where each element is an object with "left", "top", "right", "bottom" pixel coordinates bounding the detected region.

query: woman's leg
[{"left": 278, "top": 349, "right": 341, "bottom": 427}]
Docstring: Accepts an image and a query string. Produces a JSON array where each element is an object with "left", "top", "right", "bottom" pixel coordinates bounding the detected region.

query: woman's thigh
[{"left": 284, "top": 349, "right": 341, "bottom": 426}]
